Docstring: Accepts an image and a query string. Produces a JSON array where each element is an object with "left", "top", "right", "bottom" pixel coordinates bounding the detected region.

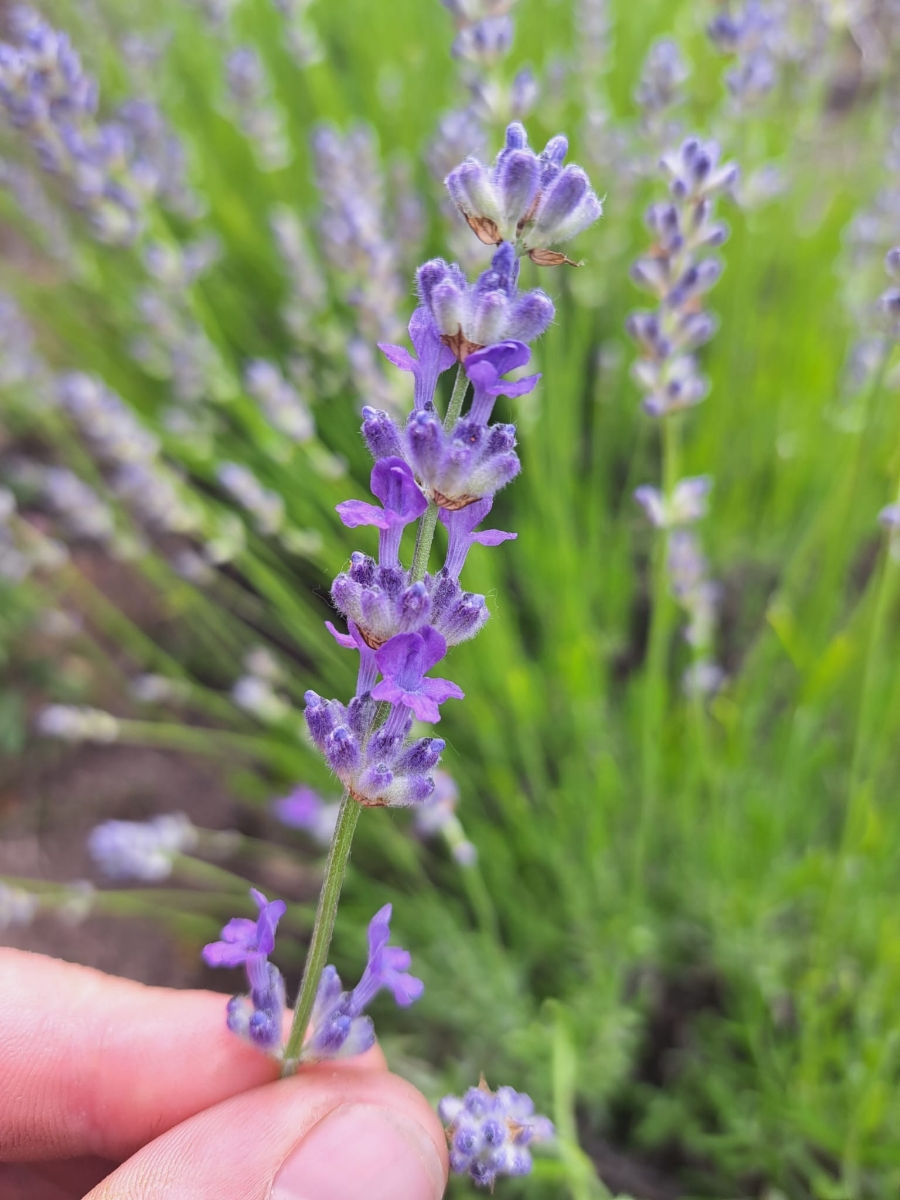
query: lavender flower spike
[
  {"left": 336, "top": 458, "right": 427, "bottom": 568},
  {"left": 88, "top": 813, "right": 196, "bottom": 881},
  {"left": 372, "top": 628, "right": 464, "bottom": 723},
  {"left": 303, "top": 903, "right": 424, "bottom": 1062},
  {"left": 440, "top": 1079, "right": 555, "bottom": 1188}
]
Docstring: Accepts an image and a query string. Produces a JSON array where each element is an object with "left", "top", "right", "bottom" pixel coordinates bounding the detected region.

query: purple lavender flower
[
  {"left": 464, "top": 340, "right": 540, "bottom": 423},
  {"left": 668, "top": 530, "right": 721, "bottom": 649},
  {"left": 0, "top": 12, "right": 160, "bottom": 242},
  {"left": 413, "top": 769, "right": 478, "bottom": 864},
  {"left": 203, "top": 889, "right": 288, "bottom": 1055},
  {"left": 440, "top": 498, "right": 516, "bottom": 577},
  {"left": 304, "top": 690, "right": 445, "bottom": 806},
  {"left": 245, "top": 359, "right": 314, "bottom": 443},
  {"left": 879, "top": 503, "right": 900, "bottom": 560},
  {"left": 452, "top": 15, "right": 514, "bottom": 65},
  {"left": 440, "top": 1080, "right": 554, "bottom": 1188},
  {"left": 303, "top": 904, "right": 423, "bottom": 1062},
  {"left": 634, "top": 476, "right": 712, "bottom": 528},
  {"left": 272, "top": 785, "right": 339, "bottom": 845},
  {"left": 635, "top": 38, "right": 689, "bottom": 117},
  {"left": 445, "top": 121, "right": 602, "bottom": 261},
  {"left": 336, "top": 458, "right": 427, "bottom": 568},
  {"left": 203, "top": 888, "right": 286, "bottom": 967},
  {"left": 404, "top": 406, "right": 520, "bottom": 510},
  {"left": 217, "top": 462, "right": 284, "bottom": 535},
  {"left": 413, "top": 768, "right": 460, "bottom": 836},
  {"left": 352, "top": 903, "right": 425, "bottom": 1007},
  {"left": 707, "top": 1, "right": 780, "bottom": 105},
  {"left": 312, "top": 122, "right": 407, "bottom": 343},
  {"left": 225, "top": 961, "right": 286, "bottom": 1054},
  {"left": 88, "top": 813, "right": 196, "bottom": 881},
  {"left": 225, "top": 46, "right": 290, "bottom": 170},
  {"left": 378, "top": 306, "right": 457, "bottom": 411},
  {"left": 661, "top": 138, "right": 739, "bottom": 203},
  {"left": 372, "top": 629, "right": 464, "bottom": 723},
  {"left": 417, "top": 243, "right": 554, "bottom": 360}
]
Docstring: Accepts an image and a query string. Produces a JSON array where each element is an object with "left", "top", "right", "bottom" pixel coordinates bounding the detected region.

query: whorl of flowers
[
  {"left": 439, "top": 1080, "right": 554, "bottom": 1188},
  {"left": 445, "top": 121, "right": 603, "bottom": 264}
]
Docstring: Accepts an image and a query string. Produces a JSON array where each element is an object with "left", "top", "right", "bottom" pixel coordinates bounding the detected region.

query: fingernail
[{"left": 271, "top": 1102, "right": 444, "bottom": 1200}]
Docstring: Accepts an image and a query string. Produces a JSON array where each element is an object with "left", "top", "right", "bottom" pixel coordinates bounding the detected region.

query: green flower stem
[
  {"left": 410, "top": 363, "right": 469, "bottom": 583},
  {"left": 633, "top": 413, "right": 681, "bottom": 893},
  {"left": 452, "top": 837, "right": 500, "bottom": 944},
  {"left": 835, "top": 520, "right": 899, "bottom": 884},
  {"left": 410, "top": 501, "right": 440, "bottom": 584},
  {"left": 282, "top": 793, "right": 361, "bottom": 1072},
  {"left": 442, "top": 361, "right": 471, "bottom": 429}
]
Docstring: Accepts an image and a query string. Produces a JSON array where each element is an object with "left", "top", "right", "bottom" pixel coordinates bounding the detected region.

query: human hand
[{"left": 0, "top": 949, "right": 447, "bottom": 1199}]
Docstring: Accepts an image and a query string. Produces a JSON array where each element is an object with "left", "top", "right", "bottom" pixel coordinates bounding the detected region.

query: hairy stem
[{"left": 282, "top": 793, "right": 361, "bottom": 1071}]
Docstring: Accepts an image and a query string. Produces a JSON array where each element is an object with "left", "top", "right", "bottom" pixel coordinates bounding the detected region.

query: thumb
[{"left": 85, "top": 1061, "right": 448, "bottom": 1200}]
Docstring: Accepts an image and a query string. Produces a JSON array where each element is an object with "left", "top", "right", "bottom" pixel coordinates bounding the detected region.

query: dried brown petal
[
  {"left": 432, "top": 490, "right": 480, "bottom": 511},
  {"left": 528, "top": 248, "right": 582, "bottom": 268},
  {"left": 440, "top": 329, "right": 484, "bottom": 362},
  {"left": 465, "top": 214, "right": 502, "bottom": 245}
]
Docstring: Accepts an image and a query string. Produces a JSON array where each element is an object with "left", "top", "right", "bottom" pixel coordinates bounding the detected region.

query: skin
[{"left": 0, "top": 949, "right": 448, "bottom": 1199}]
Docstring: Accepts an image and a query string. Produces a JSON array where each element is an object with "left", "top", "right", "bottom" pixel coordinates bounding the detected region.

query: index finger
[{"left": 0, "top": 949, "right": 385, "bottom": 1163}]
